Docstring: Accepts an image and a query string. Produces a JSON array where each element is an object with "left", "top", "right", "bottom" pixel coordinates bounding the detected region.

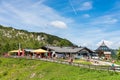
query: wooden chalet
[
  {"left": 95, "top": 41, "right": 111, "bottom": 60},
  {"left": 42, "top": 46, "right": 94, "bottom": 59}
]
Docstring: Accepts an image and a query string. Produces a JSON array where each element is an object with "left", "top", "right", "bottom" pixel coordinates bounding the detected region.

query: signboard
[{"left": 104, "top": 52, "right": 111, "bottom": 54}]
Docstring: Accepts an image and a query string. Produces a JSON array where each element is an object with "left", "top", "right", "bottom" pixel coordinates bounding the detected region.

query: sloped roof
[
  {"left": 101, "top": 41, "right": 106, "bottom": 46},
  {"left": 9, "top": 50, "right": 23, "bottom": 53},
  {"left": 24, "top": 49, "right": 34, "bottom": 52},
  {"left": 44, "top": 46, "right": 93, "bottom": 53},
  {"left": 96, "top": 41, "right": 111, "bottom": 51},
  {"left": 31, "top": 49, "right": 48, "bottom": 53}
]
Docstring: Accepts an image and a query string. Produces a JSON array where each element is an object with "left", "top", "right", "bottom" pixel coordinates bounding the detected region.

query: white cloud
[
  {"left": 108, "top": 18, "right": 118, "bottom": 24},
  {"left": 91, "top": 15, "right": 118, "bottom": 25},
  {"left": 97, "top": 40, "right": 113, "bottom": 48},
  {"left": 95, "top": 18, "right": 117, "bottom": 25},
  {"left": 50, "top": 21, "right": 67, "bottom": 29},
  {"left": 79, "top": 2, "right": 92, "bottom": 10},
  {"left": 0, "top": 0, "right": 72, "bottom": 30},
  {"left": 83, "top": 14, "right": 90, "bottom": 18},
  {"left": 0, "top": 0, "right": 120, "bottom": 50},
  {"left": 96, "top": 40, "right": 120, "bottom": 49}
]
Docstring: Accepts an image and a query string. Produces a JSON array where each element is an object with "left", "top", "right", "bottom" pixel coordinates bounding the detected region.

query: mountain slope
[{"left": 0, "top": 25, "right": 73, "bottom": 54}]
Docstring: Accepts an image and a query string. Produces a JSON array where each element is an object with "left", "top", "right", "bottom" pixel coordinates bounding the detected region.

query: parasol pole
[{"left": 19, "top": 43, "right": 21, "bottom": 50}]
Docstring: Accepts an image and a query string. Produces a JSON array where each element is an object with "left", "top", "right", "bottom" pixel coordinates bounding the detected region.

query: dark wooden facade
[{"left": 95, "top": 41, "right": 111, "bottom": 59}]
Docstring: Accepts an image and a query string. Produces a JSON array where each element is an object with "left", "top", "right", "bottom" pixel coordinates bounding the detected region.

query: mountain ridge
[{"left": 0, "top": 25, "right": 74, "bottom": 54}]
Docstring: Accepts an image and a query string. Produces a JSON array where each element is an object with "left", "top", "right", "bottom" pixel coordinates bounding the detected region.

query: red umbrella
[
  {"left": 18, "top": 49, "right": 20, "bottom": 56},
  {"left": 22, "top": 49, "right": 25, "bottom": 56}
]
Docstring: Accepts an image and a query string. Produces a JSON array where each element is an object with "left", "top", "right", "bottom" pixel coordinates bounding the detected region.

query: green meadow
[{"left": 0, "top": 57, "right": 120, "bottom": 80}]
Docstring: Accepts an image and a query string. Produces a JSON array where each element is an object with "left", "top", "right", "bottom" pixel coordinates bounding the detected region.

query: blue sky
[{"left": 0, "top": 0, "right": 120, "bottom": 49}]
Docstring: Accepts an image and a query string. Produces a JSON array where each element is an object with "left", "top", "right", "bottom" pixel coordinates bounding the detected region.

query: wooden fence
[
  {"left": 37, "top": 58, "right": 120, "bottom": 72},
  {"left": 8, "top": 56, "right": 120, "bottom": 72}
]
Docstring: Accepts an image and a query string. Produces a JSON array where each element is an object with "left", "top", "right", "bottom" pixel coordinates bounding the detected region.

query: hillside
[
  {"left": 0, "top": 25, "right": 73, "bottom": 54},
  {"left": 0, "top": 58, "right": 119, "bottom": 80}
]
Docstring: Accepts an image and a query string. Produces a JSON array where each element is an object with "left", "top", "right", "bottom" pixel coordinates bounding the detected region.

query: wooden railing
[
  {"left": 36, "top": 58, "right": 120, "bottom": 72},
  {"left": 7, "top": 56, "right": 120, "bottom": 72}
]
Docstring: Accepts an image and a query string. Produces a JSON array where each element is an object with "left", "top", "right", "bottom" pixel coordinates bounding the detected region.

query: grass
[
  {"left": 0, "top": 57, "right": 120, "bottom": 80},
  {"left": 115, "top": 60, "right": 120, "bottom": 65},
  {"left": 73, "top": 59, "right": 91, "bottom": 65}
]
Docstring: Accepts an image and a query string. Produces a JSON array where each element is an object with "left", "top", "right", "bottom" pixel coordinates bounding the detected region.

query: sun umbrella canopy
[
  {"left": 31, "top": 49, "right": 48, "bottom": 53},
  {"left": 9, "top": 50, "right": 22, "bottom": 53}
]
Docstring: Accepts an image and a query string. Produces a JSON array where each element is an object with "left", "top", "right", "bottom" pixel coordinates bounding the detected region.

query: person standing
[
  {"left": 68, "top": 58, "right": 73, "bottom": 64},
  {"left": 112, "top": 60, "right": 115, "bottom": 71}
]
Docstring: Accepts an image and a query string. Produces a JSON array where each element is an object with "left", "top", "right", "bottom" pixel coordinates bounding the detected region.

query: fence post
[
  {"left": 78, "top": 63, "right": 79, "bottom": 67},
  {"left": 60, "top": 61, "right": 62, "bottom": 64},
  {"left": 95, "top": 65, "right": 96, "bottom": 70},
  {"left": 108, "top": 66, "right": 109, "bottom": 72},
  {"left": 88, "top": 65, "right": 90, "bottom": 69}
]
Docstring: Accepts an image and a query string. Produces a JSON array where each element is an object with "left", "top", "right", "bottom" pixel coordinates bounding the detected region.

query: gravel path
[{"left": 91, "top": 59, "right": 120, "bottom": 66}]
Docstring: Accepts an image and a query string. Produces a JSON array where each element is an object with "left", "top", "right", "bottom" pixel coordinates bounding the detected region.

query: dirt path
[{"left": 91, "top": 59, "right": 120, "bottom": 66}]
